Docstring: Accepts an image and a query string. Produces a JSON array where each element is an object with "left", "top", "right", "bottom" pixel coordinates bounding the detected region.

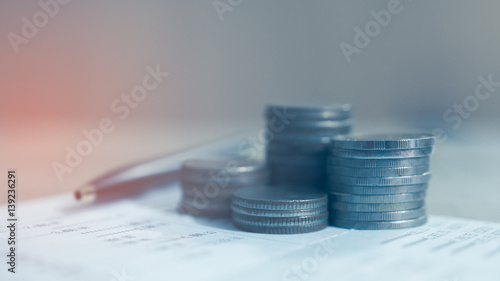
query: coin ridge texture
[
  {"left": 330, "top": 216, "right": 427, "bottom": 230},
  {"left": 328, "top": 165, "right": 430, "bottom": 177},
  {"left": 231, "top": 204, "right": 328, "bottom": 217},
  {"left": 265, "top": 104, "right": 352, "bottom": 120},
  {"left": 329, "top": 192, "right": 426, "bottom": 203},
  {"left": 331, "top": 133, "right": 435, "bottom": 150},
  {"left": 332, "top": 173, "right": 431, "bottom": 186},
  {"left": 329, "top": 201, "right": 425, "bottom": 212},
  {"left": 330, "top": 207, "right": 426, "bottom": 221},
  {"left": 233, "top": 220, "right": 328, "bottom": 234},
  {"left": 328, "top": 157, "right": 430, "bottom": 168},
  {"left": 330, "top": 147, "right": 434, "bottom": 159},
  {"left": 182, "top": 158, "right": 267, "bottom": 177},
  {"left": 231, "top": 186, "right": 328, "bottom": 210},
  {"left": 232, "top": 212, "right": 329, "bottom": 226},
  {"left": 326, "top": 183, "right": 428, "bottom": 195}
]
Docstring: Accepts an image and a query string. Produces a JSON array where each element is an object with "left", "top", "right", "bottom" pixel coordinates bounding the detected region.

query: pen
[{"left": 74, "top": 134, "right": 245, "bottom": 203}]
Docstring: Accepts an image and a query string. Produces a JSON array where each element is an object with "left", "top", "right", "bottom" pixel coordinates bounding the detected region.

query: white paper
[{"left": 1, "top": 183, "right": 499, "bottom": 281}]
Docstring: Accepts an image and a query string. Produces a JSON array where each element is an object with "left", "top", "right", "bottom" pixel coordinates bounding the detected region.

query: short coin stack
[
  {"left": 179, "top": 158, "right": 269, "bottom": 218},
  {"left": 327, "top": 133, "right": 436, "bottom": 229},
  {"left": 231, "top": 185, "right": 328, "bottom": 234},
  {"left": 265, "top": 104, "right": 353, "bottom": 188}
]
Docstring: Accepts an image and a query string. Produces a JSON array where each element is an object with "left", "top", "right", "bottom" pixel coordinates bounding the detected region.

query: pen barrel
[{"left": 92, "top": 170, "right": 181, "bottom": 202}]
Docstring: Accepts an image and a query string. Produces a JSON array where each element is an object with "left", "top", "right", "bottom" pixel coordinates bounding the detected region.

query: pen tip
[
  {"left": 74, "top": 190, "right": 82, "bottom": 200},
  {"left": 75, "top": 185, "right": 96, "bottom": 203}
]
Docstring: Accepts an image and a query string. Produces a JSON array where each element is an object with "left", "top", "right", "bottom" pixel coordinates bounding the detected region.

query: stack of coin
[
  {"left": 231, "top": 185, "right": 328, "bottom": 234},
  {"left": 327, "top": 133, "right": 435, "bottom": 229},
  {"left": 179, "top": 158, "right": 269, "bottom": 218},
  {"left": 265, "top": 104, "right": 353, "bottom": 188}
]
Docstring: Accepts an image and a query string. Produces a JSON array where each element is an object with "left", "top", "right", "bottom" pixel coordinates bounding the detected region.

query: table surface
[{"left": 2, "top": 121, "right": 499, "bottom": 223}]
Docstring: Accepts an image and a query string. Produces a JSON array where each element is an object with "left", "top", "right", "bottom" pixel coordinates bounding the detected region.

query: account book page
[{"left": 1, "top": 183, "right": 499, "bottom": 281}]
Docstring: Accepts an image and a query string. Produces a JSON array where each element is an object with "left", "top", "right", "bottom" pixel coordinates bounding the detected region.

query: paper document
[{"left": 1, "top": 183, "right": 499, "bottom": 281}]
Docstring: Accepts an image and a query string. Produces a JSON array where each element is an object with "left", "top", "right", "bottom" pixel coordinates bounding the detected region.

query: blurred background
[{"left": 0, "top": 0, "right": 499, "bottom": 221}]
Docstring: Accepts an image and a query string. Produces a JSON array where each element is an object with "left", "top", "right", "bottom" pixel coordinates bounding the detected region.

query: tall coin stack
[
  {"left": 265, "top": 104, "right": 353, "bottom": 188},
  {"left": 327, "top": 133, "right": 436, "bottom": 229},
  {"left": 179, "top": 158, "right": 269, "bottom": 218},
  {"left": 231, "top": 185, "right": 328, "bottom": 234}
]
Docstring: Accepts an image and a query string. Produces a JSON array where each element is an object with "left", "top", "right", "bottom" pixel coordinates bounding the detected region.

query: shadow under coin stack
[
  {"left": 265, "top": 104, "right": 353, "bottom": 188},
  {"left": 179, "top": 159, "right": 269, "bottom": 218},
  {"left": 231, "top": 186, "right": 328, "bottom": 234},
  {"left": 327, "top": 133, "right": 436, "bottom": 229}
]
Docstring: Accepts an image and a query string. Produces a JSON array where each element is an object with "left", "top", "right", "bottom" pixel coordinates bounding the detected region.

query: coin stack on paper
[
  {"left": 265, "top": 104, "right": 353, "bottom": 188},
  {"left": 327, "top": 133, "right": 436, "bottom": 229},
  {"left": 179, "top": 159, "right": 269, "bottom": 218},
  {"left": 231, "top": 185, "right": 328, "bottom": 234}
]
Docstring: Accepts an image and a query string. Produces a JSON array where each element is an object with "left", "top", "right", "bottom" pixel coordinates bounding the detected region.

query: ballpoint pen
[{"left": 74, "top": 134, "right": 245, "bottom": 203}]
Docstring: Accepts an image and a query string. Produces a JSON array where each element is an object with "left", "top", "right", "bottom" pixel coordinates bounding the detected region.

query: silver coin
[
  {"left": 325, "top": 183, "right": 428, "bottom": 195},
  {"left": 182, "top": 192, "right": 232, "bottom": 205},
  {"left": 269, "top": 121, "right": 352, "bottom": 135},
  {"left": 272, "top": 126, "right": 352, "bottom": 137},
  {"left": 233, "top": 219, "right": 328, "bottom": 234},
  {"left": 271, "top": 167, "right": 325, "bottom": 176},
  {"left": 272, "top": 171, "right": 325, "bottom": 182},
  {"left": 271, "top": 167, "right": 325, "bottom": 186},
  {"left": 269, "top": 133, "right": 340, "bottom": 146},
  {"left": 181, "top": 186, "right": 236, "bottom": 199},
  {"left": 265, "top": 104, "right": 352, "bottom": 121},
  {"left": 271, "top": 164, "right": 325, "bottom": 176},
  {"left": 331, "top": 207, "right": 426, "bottom": 221},
  {"left": 330, "top": 192, "right": 426, "bottom": 203},
  {"left": 182, "top": 171, "right": 269, "bottom": 186},
  {"left": 267, "top": 154, "right": 325, "bottom": 168},
  {"left": 232, "top": 212, "right": 328, "bottom": 226},
  {"left": 331, "top": 133, "right": 435, "bottom": 150},
  {"left": 179, "top": 200, "right": 231, "bottom": 218},
  {"left": 231, "top": 185, "right": 328, "bottom": 210},
  {"left": 332, "top": 172, "right": 431, "bottom": 186},
  {"left": 179, "top": 208, "right": 230, "bottom": 218},
  {"left": 330, "top": 216, "right": 427, "bottom": 230},
  {"left": 178, "top": 202, "right": 227, "bottom": 211},
  {"left": 328, "top": 156, "right": 430, "bottom": 168},
  {"left": 267, "top": 119, "right": 352, "bottom": 130},
  {"left": 327, "top": 165, "right": 430, "bottom": 177},
  {"left": 271, "top": 179, "right": 325, "bottom": 188},
  {"left": 330, "top": 147, "right": 434, "bottom": 159},
  {"left": 182, "top": 158, "right": 267, "bottom": 178},
  {"left": 271, "top": 175, "right": 325, "bottom": 187},
  {"left": 231, "top": 204, "right": 327, "bottom": 218},
  {"left": 330, "top": 201, "right": 424, "bottom": 212},
  {"left": 267, "top": 144, "right": 328, "bottom": 156},
  {"left": 267, "top": 150, "right": 325, "bottom": 161}
]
